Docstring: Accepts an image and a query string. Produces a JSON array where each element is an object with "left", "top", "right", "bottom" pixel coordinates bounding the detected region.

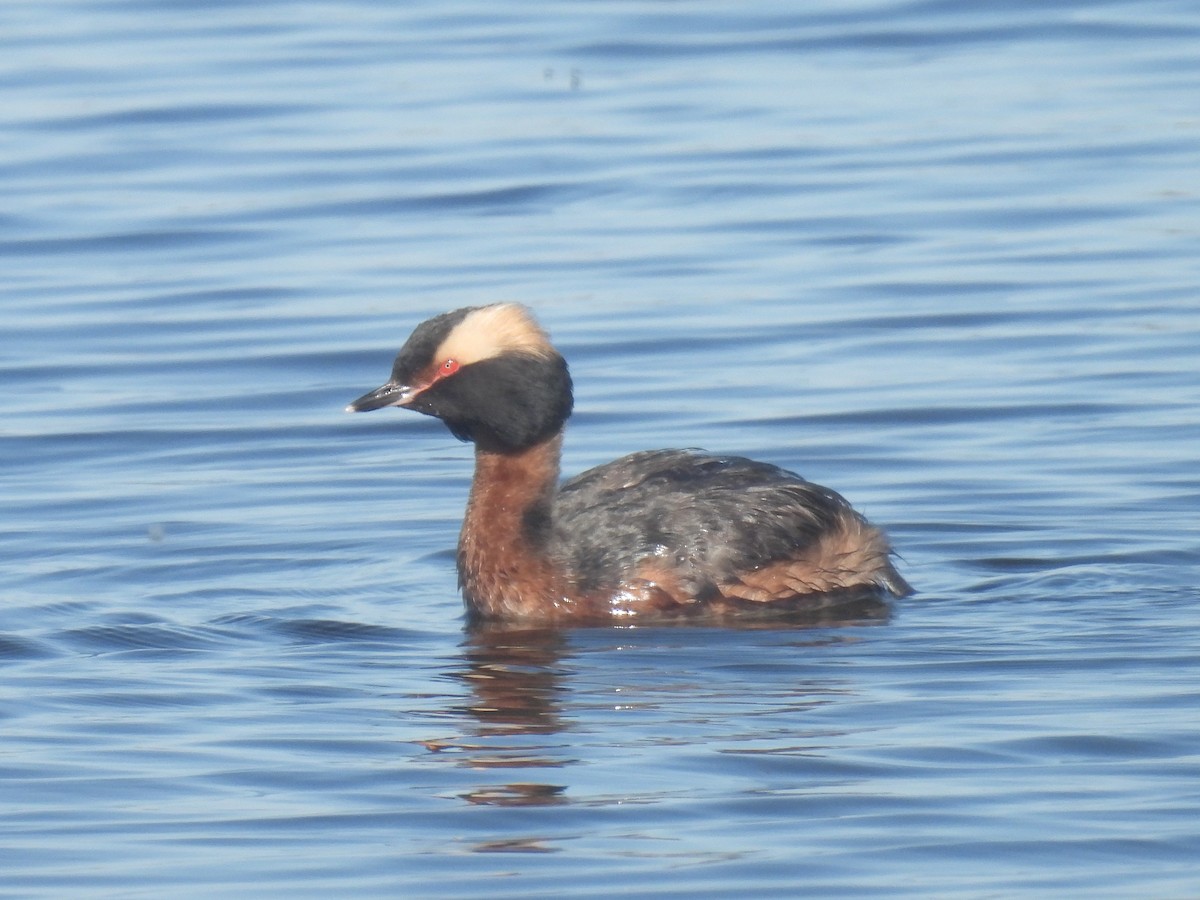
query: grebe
[{"left": 347, "top": 303, "right": 910, "bottom": 622}]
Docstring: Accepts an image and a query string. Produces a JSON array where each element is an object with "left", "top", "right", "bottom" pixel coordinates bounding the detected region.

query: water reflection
[
  {"left": 424, "top": 595, "right": 892, "bottom": 813},
  {"left": 418, "top": 626, "right": 577, "bottom": 810},
  {"left": 457, "top": 626, "right": 572, "bottom": 737}
]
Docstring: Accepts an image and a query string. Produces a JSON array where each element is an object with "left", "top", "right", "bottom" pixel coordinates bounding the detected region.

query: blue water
[{"left": 3, "top": 1, "right": 1199, "bottom": 896}]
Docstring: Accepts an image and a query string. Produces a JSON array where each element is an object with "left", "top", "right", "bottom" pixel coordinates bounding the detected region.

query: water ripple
[{"left": 1, "top": 1, "right": 1198, "bottom": 897}]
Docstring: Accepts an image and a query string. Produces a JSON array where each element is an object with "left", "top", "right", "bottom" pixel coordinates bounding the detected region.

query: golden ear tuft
[{"left": 435, "top": 303, "right": 556, "bottom": 365}]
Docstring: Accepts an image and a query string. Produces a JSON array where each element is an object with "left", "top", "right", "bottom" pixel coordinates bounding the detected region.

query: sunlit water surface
[{"left": 2, "top": 1, "right": 1199, "bottom": 897}]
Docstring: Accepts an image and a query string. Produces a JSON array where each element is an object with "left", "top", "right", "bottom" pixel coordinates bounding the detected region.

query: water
[{"left": 2, "top": 1, "right": 1199, "bottom": 896}]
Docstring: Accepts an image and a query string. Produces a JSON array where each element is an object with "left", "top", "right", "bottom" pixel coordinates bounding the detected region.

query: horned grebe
[{"left": 347, "top": 303, "right": 910, "bottom": 622}]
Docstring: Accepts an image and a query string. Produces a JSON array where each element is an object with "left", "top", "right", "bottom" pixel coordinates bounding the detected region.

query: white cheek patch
[{"left": 434, "top": 303, "right": 555, "bottom": 366}]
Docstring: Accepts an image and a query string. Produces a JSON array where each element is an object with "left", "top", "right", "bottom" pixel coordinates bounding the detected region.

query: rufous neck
[
  {"left": 457, "top": 434, "right": 565, "bottom": 620},
  {"left": 469, "top": 433, "right": 562, "bottom": 524}
]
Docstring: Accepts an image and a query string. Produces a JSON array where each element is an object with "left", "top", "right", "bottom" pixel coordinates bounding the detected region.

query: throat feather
[{"left": 457, "top": 436, "right": 565, "bottom": 619}]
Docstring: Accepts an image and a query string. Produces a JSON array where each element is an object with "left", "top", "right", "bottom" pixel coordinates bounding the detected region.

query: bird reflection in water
[
  {"left": 456, "top": 625, "right": 571, "bottom": 738},
  {"left": 420, "top": 596, "right": 890, "bottom": 814},
  {"left": 421, "top": 624, "right": 574, "bottom": 809}
]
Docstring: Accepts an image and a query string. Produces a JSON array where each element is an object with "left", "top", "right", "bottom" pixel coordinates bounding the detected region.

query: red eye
[{"left": 441, "top": 358, "right": 460, "bottom": 376}]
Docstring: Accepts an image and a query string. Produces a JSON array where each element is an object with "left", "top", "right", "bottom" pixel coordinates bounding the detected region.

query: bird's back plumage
[{"left": 551, "top": 449, "right": 895, "bottom": 602}]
